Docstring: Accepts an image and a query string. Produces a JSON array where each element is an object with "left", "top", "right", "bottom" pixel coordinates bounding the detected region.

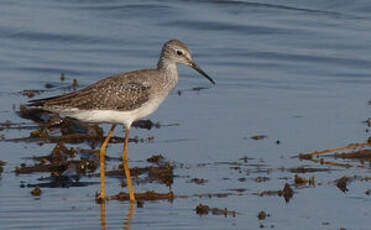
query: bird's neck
[
  {"left": 157, "top": 57, "right": 175, "bottom": 70},
  {"left": 157, "top": 58, "right": 179, "bottom": 89}
]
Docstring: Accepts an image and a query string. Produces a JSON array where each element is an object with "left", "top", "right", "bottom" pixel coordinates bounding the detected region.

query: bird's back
[{"left": 28, "top": 69, "right": 161, "bottom": 113}]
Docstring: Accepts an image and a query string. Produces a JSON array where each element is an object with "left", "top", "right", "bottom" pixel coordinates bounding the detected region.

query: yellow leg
[
  {"left": 122, "top": 127, "right": 136, "bottom": 202},
  {"left": 100, "top": 201, "right": 107, "bottom": 230},
  {"left": 97, "top": 124, "right": 116, "bottom": 201}
]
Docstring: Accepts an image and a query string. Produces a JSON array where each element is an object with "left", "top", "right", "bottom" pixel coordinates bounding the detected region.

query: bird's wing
[{"left": 29, "top": 75, "right": 151, "bottom": 112}]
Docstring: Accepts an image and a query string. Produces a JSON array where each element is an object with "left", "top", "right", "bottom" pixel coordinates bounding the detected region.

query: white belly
[{"left": 65, "top": 96, "right": 166, "bottom": 128}]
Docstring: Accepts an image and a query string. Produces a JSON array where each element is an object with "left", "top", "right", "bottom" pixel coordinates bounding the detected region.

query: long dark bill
[{"left": 190, "top": 62, "right": 215, "bottom": 85}]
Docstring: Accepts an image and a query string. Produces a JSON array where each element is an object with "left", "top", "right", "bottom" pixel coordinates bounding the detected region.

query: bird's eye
[{"left": 177, "top": 50, "right": 183, "bottom": 56}]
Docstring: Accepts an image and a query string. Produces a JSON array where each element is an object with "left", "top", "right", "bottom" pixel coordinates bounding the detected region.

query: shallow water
[{"left": 0, "top": 0, "right": 370, "bottom": 229}]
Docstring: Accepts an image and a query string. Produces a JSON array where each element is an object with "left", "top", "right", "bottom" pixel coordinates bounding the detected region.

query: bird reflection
[
  {"left": 123, "top": 202, "right": 135, "bottom": 230},
  {"left": 100, "top": 201, "right": 135, "bottom": 230}
]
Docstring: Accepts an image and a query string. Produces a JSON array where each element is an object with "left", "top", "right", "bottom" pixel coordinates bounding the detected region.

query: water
[{"left": 0, "top": 0, "right": 370, "bottom": 229}]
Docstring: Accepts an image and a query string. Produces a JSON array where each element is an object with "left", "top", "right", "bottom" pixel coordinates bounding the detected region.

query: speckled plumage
[{"left": 30, "top": 71, "right": 152, "bottom": 111}]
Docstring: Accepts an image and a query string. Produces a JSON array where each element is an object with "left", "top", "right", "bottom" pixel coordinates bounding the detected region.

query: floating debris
[
  {"left": 282, "top": 183, "right": 294, "bottom": 202},
  {"left": 17, "top": 105, "right": 58, "bottom": 123},
  {"left": 72, "top": 78, "right": 79, "bottom": 88},
  {"left": 240, "top": 156, "right": 249, "bottom": 163},
  {"left": 20, "top": 90, "right": 44, "bottom": 98},
  {"left": 294, "top": 174, "right": 308, "bottom": 185},
  {"left": 60, "top": 73, "right": 65, "bottom": 82},
  {"left": 104, "top": 159, "right": 174, "bottom": 187},
  {"left": 195, "top": 192, "right": 234, "bottom": 199},
  {"left": 228, "top": 188, "right": 246, "bottom": 193},
  {"left": 14, "top": 142, "right": 98, "bottom": 189},
  {"left": 189, "top": 177, "right": 208, "bottom": 185},
  {"left": 255, "top": 176, "right": 270, "bottom": 183},
  {"left": 192, "top": 86, "right": 208, "bottom": 91},
  {"left": 336, "top": 176, "right": 350, "bottom": 193},
  {"left": 258, "top": 183, "right": 293, "bottom": 202},
  {"left": 44, "top": 82, "right": 55, "bottom": 89},
  {"left": 146, "top": 154, "right": 165, "bottom": 164},
  {"left": 147, "top": 164, "right": 174, "bottom": 186},
  {"left": 110, "top": 191, "right": 174, "bottom": 201},
  {"left": 309, "top": 175, "right": 315, "bottom": 186},
  {"left": 195, "top": 204, "right": 209, "bottom": 215},
  {"left": 0, "top": 160, "right": 5, "bottom": 177},
  {"left": 30, "top": 129, "right": 49, "bottom": 138},
  {"left": 31, "top": 187, "right": 42, "bottom": 196},
  {"left": 250, "top": 135, "right": 267, "bottom": 141},
  {"left": 298, "top": 141, "right": 370, "bottom": 160},
  {"left": 331, "top": 149, "right": 371, "bottom": 160},
  {"left": 366, "top": 118, "right": 371, "bottom": 127},
  {"left": 289, "top": 167, "right": 332, "bottom": 173},
  {"left": 257, "top": 190, "right": 281, "bottom": 197},
  {"left": 257, "top": 210, "right": 269, "bottom": 220},
  {"left": 195, "top": 204, "right": 237, "bottom": 217},
  {"left": 132, "top": 119, "right": 161, "bottom": 130},
  {"left": 210, "top": 207, "right": 237, "bottom": 217},
  {"left": 176, "top": 86, "right": 211, "bottom": 96}
]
